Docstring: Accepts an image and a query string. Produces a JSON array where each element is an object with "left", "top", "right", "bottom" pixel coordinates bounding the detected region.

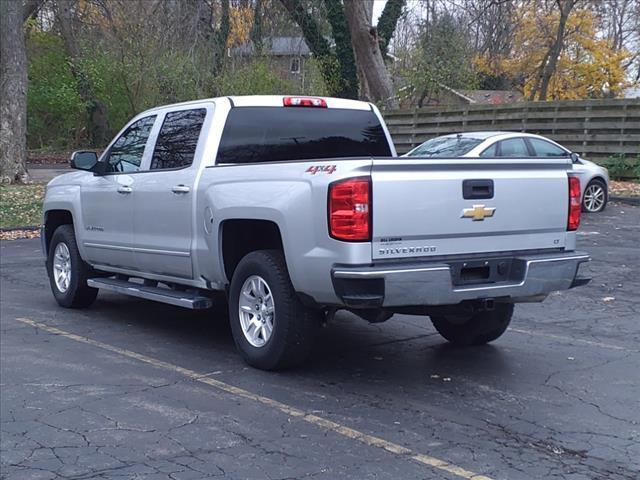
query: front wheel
[
  {"left": 430, "top": 304, "right": 514, "bottom": 346},
  {"left": 228, "top": 250, "right": 319, "bottom": 370},
  {"left": 46, "top": 224, "right": 98, "bottom": 308}
]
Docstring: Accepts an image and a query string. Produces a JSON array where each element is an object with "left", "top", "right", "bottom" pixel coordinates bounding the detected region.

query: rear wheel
[
  {"left": 582, "top": 179, "right": 607, "bottom": 213},
  {"left": 46, "top": 225, "right": 98, "bottom": 308},
  {"left": 430, "top": 304, "right": 514, "bottom": 346},
  {"left": 228, "top": 250, "right": 319, "bottom": 370}
]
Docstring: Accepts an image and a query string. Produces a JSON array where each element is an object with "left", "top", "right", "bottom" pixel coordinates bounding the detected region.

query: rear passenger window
[
  {"left": 528, "top": 138, "right": 568, "bottom": 157},
  {"left": 150, "top": 109, "right": 206, "bottom": 170},
  {"left": 480, "top": 143, "right": 497, "bottom": 157},
  {"left": 497, "top": 138, "right": 529, "bottom": 157}
]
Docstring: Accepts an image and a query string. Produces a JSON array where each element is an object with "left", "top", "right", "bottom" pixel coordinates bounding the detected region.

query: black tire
[
  {"left": 430, "top": 303, "right": 514, "bottom": 346},
  {"left": 582, "top": 178, "right": 608, "bottom": 213},
  {"left": 46, "top": 224, "right": 98, "bottom": 308},
  {"left": 228, "top": 250, "right": 319, "bottom": 370}
]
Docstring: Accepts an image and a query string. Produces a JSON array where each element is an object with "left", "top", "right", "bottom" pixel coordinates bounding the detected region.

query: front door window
[{"left": 104, "top": 116, "right": 156, "bottom": 173}]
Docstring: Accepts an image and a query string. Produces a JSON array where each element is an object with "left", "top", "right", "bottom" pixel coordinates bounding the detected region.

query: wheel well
[
  {"left": 588, "top": 176, "right": 607, "bottom": 187},
  {"left": 44, "top": 210, "right": 73, "bottom": 255},
  {"left": 221, "top": 219, "right": 284, "bottom": 281}
]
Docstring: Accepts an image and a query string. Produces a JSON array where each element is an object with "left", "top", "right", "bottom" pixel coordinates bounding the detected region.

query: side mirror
[
  {"left": 570, "top": 152, "right": 580, "bottom": 163},
  {"left": 70, "top": 151, "right": 98, "bottom": 171}
]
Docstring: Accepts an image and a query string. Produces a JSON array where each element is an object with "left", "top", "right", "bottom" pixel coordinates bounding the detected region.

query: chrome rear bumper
[{"left": 332, "top": 251, "right": 590, "bottom": 307}]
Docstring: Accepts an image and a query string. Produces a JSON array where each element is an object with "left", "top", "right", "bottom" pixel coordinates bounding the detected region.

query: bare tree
[
  {"left": 592, "top": 0, "right": 640, "bottom": 83},
  {"left": 1, "top": 0, "right": 30, "bottom": 183},
  {"left": 343, "top": 0, "right": 397, "bottom": 107},
  {"left": 55, "top": 0, "right": 109, "bottom": 146}
]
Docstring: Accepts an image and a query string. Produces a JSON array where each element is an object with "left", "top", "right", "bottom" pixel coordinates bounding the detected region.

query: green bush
[
  {"left": 215, "top": 60, "right": 298, "bottom": 97},
  {"left": 603, "top": 153, "right": 639, "bottom": 180},
  {"left": 26, "top": 30, "right": 86, "bottom": 149}
]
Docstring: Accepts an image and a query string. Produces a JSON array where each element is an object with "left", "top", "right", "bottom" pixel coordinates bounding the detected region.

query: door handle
[
  {"left": 117, "top": 186, "right": 133, "bottom": 194},
  {"left": 172, "top": 185, "right": 190, "bottom": 194}
]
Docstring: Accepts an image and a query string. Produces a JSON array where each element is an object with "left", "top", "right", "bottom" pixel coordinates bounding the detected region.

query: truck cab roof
[{"left": 140, "top": 95, "right": 374, "bottom": 117}]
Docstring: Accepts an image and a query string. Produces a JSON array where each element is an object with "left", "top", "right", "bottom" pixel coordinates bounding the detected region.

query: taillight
[
  {"left": 328, "top": 177, "right": 371, "bottom": 241},
  {"left": 283, "top": 96, "right": 327, "bottom": 108},
  {"left": 568, "top": 176, "right": 581, "bottom": 231}
]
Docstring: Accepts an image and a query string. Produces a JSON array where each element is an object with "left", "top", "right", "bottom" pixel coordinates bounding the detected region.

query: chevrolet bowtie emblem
[{"left": 462, "top": 204, "right": 496, "bottom": 221}]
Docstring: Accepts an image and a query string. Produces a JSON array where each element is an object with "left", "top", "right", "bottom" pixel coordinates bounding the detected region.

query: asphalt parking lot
[{"left": 1, "top": 204, "right": 639, "bottom": 480}]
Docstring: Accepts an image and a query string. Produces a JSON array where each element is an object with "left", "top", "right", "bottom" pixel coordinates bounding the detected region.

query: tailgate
[{"left": 371, "top": 158, "right": 571, "bottom": 260}]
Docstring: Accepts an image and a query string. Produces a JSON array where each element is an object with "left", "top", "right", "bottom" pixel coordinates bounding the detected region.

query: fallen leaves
[
  {"left": 0, "top": 229, "right": 41, "bottom": 241},
  {"left": 0, "top": 184, "right": 45, "bottom": 229},
  {"left": 609, "top": 180, "right": 640, "bottom": 197}
]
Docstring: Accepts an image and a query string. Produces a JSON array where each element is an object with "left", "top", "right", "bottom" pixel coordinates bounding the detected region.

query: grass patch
[{"left": 0, "top": 184, "right": 45, "bottom": 229}]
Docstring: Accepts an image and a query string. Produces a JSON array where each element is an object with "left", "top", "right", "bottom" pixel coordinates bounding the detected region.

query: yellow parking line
[
  {"left": 16, "top": 317, "right": 493, "bottom": 480},
  {"left": 510, "top": 328, "right": 636, "bottom": 352}
]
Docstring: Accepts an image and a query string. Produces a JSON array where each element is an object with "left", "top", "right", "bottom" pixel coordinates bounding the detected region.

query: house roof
[{"left": 232, "top": 37, "right": 311, "bottom": 57}]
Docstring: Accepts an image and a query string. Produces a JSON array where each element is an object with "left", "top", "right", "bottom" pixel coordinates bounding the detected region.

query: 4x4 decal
[{"left": 305, "top": 165, "right": 336, "bottom": 175}]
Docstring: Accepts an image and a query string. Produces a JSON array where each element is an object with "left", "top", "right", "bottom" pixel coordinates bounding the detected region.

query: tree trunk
[
  {"left": 377, "top": 0, "right": 405, "bottom": 57},
  {"left": 212, "top": 0, "right": 230, "bottom": 75},
  {"left": 56, "top": 0, "right": 109, "bottom": 147},
  {"left": 343, "top": 0, "right": 397, "bottom": 108},
  {"left": 536, "top": 0, "right": 577, "bottom": 101},
  {"left": 324, "top": 0, "right": 358, "bottom": 99},
  {"left": 250, "top": 0, "right": 264, "bottom": 53},
  {"left": 23, "top": 0, "right": 44, "bottom": 22},
  {"left": 0, "top": 0, "right": 30, "bottom": 184},
  {"left": 279, "top": 0, "right": 339, "bottom": 95}
]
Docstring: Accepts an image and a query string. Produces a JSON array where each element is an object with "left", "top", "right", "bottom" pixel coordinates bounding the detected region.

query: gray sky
[{"left": 372, "top": 0, "right": 388, "bottom": 24}]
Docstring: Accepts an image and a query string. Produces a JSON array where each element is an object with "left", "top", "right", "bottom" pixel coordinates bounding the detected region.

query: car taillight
[
  {"left": 283, "top": 96, "right": 327, "bottom": 108},
  {"left": 568, "top": 176, "right": 581, "bottom": 231},
  {"left": 328, "top": 177, "right": 371, "bottom": 242}
]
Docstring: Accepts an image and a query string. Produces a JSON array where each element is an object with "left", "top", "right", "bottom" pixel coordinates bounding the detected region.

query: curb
[
  {"left": 610, "top": 196, "right": 640, "bottom": 206},
  {"left": 0, "top": 225, "right": 40, "bottom": 232}
]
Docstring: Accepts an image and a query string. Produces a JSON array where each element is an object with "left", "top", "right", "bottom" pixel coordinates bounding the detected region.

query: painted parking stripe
[
  {"left": 16, "top": 317, "right": 492, "bottom": 480},
  {"left": 510, "top": 328, "right": 637, "bottom": 353}
]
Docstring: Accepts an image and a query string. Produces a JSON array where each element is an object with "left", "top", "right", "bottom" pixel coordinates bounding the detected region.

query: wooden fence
[{"left": 383, "top": 99, "right": 640, "bottom": 166}]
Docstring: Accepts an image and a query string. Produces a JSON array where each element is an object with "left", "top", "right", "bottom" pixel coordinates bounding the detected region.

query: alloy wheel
[
  {"left": 53, "top": 242, "right": 72, "bottom": 293},
  {"left": 238, "top": 275, "right": 275, "bottom": 347},
  {"left": 583, "top": 183, "right": 606, "bottom": 212}
]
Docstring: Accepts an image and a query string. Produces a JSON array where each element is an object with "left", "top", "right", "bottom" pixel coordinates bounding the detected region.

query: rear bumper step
[
  {"left": 87, "top": 278, "right": 212, "bottom": 309},
  {"left": 332, "top": 251, "right": 590, "bottom": 308}
]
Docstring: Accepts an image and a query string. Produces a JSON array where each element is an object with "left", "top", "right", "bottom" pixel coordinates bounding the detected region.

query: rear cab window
[{"left": 216, "top": 107, "right": 392, "bottom": 164}]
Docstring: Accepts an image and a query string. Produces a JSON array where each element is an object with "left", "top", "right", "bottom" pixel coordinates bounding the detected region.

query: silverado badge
[{"left": 462, "top": 205, "right": 496, "bottom": 221}]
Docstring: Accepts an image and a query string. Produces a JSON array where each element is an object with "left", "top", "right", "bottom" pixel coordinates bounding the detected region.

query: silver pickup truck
[{"left": 43, "top": 95, "right": 590, "bottom": 370}]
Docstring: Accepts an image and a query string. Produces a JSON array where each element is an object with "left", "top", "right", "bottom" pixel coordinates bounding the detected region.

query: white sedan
[{"left": 404, "top": 132, "right": 610, "bottom": 213}]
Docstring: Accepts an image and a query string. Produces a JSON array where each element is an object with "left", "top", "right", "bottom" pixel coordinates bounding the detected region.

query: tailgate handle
[{"left": 463, "top": 179, "right": 494, "bottom": 199}]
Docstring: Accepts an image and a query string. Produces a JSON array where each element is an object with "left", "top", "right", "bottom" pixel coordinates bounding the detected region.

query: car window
[
  {"left": 497, "top": 138, "right": 529, "bottom": 157},
  {"left": 216, "top": 107, "right": 391, "bottom": 164},
  {"left": 104, "top": 116, "right": 156, "bottom": 173},
  {"left": 406, "top": 136, "right": 483, "bottom": 157},
  {"left": 480, "top": 143, "right": 497, "bottom": 157},
  {"left": 150, "top": 109, "right": 207, "bottom": 170},
  {"left": 528, "top": 138, "right": 568, "bottom": 157}
]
